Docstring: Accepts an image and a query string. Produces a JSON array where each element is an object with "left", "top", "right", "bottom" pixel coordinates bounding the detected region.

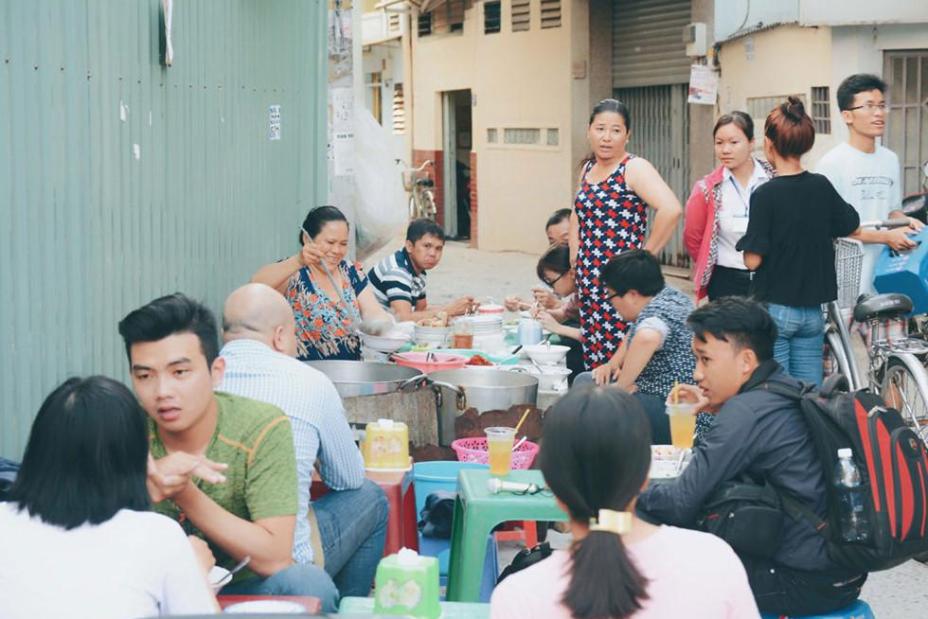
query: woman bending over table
[{"left": 252, "top": 205, "right": 393, "bottom": 361}]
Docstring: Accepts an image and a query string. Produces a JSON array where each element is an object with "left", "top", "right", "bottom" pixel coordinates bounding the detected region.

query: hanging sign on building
[{"left": 688, "top": 64, "right": 719, "bottom": 106}]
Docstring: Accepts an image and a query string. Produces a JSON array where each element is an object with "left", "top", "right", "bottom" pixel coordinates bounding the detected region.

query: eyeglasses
[
  {"left": 543, "top": 271, "right": 568, "bottom": 287},
  {"left": 846, "top": 103, "right": 887, "bottom": 113},
  {"left": 605, "top": 291, "right": 621, "bottom": 302},
  {"left": 512, "top": 484, "right": 553, "bottom": 497}
]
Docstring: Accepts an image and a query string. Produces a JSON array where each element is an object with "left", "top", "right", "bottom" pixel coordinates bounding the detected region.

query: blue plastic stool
[
  {"left": 760, "top": 599, "right": 874, "bottom": 619},
  {"left": 419, "top": 533, "right": 498, "bottom": 602},
  {"left": 414, "top": 462, "right": 499, "bottom": 602},
  {"left": 413, "top": 461, "right": 488, "bottom": 515}
]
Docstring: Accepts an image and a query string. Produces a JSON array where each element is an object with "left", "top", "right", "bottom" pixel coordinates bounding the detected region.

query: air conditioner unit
[{"left": 683, "top": 22, "right": 707, "bottom": 57}]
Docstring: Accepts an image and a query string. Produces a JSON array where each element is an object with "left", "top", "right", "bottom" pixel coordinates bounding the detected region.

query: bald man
[{"left": 218, "top": 283, "right": 388, "bottom": 599}]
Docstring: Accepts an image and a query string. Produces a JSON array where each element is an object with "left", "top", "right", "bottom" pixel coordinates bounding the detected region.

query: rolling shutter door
[{"left": 613, "top": 0, "right": 691, "bottom": 88}]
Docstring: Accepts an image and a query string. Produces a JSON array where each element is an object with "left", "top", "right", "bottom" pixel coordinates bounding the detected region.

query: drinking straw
[
  {"left": 673, "top": 380, "right": 679, "bottom": 405},
  {"left": 514, "top": 407, "right": 532, "bottom": 435}
]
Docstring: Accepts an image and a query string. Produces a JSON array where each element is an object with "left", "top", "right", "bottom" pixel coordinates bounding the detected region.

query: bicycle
[
  {"left": 397, "top": 158, "right": 437, "bottom": 220},
  {"left": 824, "top": 220, "right": 928, "bottom": 445}
]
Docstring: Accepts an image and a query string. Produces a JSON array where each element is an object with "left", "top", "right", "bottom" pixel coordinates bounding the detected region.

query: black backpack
[{"left": 763, "top": 375, "right": 928, "bottom": 572}]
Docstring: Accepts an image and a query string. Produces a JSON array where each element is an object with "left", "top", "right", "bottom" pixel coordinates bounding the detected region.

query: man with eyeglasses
[{"left": 817, "top": 73, "right": 922, "bottom": 295}]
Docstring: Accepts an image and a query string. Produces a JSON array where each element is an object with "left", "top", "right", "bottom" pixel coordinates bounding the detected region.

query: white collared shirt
[{"left": 716, "top": 159, "right": 770, "bottom": 269}]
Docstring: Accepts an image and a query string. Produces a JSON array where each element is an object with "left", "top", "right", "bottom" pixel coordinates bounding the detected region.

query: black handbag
[
  {"left": 697, "top": 480, "right": 785, "bottom": 559},
  {"left": 497, "top": 541, "right": 553, "bottom": 584}
]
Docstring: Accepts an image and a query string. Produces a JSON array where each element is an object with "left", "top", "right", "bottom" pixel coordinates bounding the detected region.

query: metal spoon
[{"left": 214, "top": 555, "right": 251, "bottom": 588}]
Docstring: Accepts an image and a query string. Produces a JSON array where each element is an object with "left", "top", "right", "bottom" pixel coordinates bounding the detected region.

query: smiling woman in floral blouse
[{"left": 251, "top": 206, "right": 393, "bottom": 361}]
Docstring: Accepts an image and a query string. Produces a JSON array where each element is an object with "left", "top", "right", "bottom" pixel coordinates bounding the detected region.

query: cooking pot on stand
[
  {"left": 304, "top": 361, "right": 426, "bottom": 398},
  {"left": 428, "top": 368, "right": 539, "bottom": 446},
  {"left": 304, "top": 361, "right": 434, "bottom": 444}
]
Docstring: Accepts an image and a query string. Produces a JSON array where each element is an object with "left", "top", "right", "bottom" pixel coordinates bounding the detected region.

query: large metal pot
[
  {"left": 429, "top": 368, "right": 539, "bottom": 446},
  {"left": 304, "top": 361, "right": 425, "bottom": 398}
]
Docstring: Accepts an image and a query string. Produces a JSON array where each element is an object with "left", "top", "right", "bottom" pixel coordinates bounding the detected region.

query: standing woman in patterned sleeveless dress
[{"left": 569, "top": 99, "right": 683, "bottom": 370}]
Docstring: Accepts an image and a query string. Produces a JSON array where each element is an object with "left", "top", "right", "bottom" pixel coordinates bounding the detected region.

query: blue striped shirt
[
  {"left": 218, "top": 339, "right": 365, "bottom": 565},
  {"left": 369, "top": 249, "right": 428, "bottom": 308}
]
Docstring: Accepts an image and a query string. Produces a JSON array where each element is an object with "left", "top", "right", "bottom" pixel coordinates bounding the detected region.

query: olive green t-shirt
[{"left": 149, "top": 391, "right": 297, "bottom": 582}]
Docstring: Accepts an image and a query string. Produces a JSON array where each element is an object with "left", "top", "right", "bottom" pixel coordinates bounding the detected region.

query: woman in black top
[{"left": 736, "top": 97, "right": 859, "bottom": 385}]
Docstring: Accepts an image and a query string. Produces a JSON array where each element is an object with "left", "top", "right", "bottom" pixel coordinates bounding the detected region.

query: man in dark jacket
[{"left": 637, "top": 297, "right": 865, "bottom": 616}]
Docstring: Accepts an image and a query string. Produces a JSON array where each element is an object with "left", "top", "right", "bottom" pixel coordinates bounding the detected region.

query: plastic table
[
  {"left": 445, "top": 469, "right": 567, "bottom": 602},
  {"left": 338, "top": 596, "right": 489, "bottom": 617}
]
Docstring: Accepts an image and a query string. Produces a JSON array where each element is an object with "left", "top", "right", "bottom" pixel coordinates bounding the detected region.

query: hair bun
[{"left": 784, "top": 96, "right": 806, "bottom": 121}]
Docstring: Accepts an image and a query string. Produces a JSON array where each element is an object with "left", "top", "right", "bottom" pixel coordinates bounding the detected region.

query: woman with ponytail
[
  {"left": 490, "top": 386, "right": 758, "bottom": 618},
  {"left": 736, "top": 97, "right": 860, "bottom": 385}
]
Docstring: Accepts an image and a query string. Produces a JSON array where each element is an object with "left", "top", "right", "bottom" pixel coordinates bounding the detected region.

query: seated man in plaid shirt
[{"left": 218, "top": 283, "right": 388, "bottom": 599}]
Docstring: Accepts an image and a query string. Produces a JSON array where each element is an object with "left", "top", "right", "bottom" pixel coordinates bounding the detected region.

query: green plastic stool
[
  {"left": 445, "top": 469, "right": 568, "bottom": 602},
  {"left": 338, "top": 596, "right": 489, "bottom": 617}
]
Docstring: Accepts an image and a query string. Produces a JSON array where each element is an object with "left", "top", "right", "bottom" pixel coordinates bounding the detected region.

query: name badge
[{"left": 728, "top": 217, "right": 749, "bottom": 234}]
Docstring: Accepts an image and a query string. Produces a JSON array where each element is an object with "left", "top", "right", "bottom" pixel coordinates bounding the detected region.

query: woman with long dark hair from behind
[
  {"left": 490, "top": 386, "right": 758, "bottom": 618},
  {"left": 0, "top": 376, "right": 217, "bottom": 619}
]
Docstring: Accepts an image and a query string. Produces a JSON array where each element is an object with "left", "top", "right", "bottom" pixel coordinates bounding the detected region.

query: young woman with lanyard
[
  {"left": 684, "top": 112, "right": 775, "bottom": 301},
  {"left": 251, "top": 206, "right": 393, "bottom": 361},
  {"left": 569, "top": 99, "right": 682, "bottom": 371}
]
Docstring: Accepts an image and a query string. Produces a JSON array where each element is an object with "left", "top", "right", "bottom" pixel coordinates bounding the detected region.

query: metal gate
[
  {"left": 884, "top": 50, "right": 928, "bottom": 195},
  {"left": 614, "top": 84, "right": 691, "bottom": 268}
]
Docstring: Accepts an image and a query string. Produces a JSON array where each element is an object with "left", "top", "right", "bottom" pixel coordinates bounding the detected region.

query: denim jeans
[
  {"left": 767, "top": 303, "right": 824, "bottom": 386},
  {"left": 220, "top": 563, "right": 339, "bottom": 612},
  {"left": 572, "top": 373, "right": 670, "bottom": 443},
  {"left": 314, "top": 478, "right": 389, "bottom": 598}
]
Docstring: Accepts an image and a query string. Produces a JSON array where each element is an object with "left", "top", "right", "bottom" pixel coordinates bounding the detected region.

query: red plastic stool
[
  {"left": 365, "top": 467, "right": 420, "bottom": 555},
  {"left": 494, "top": 521, "right": 538, "bottom": 547},
  {"left": 311, "top": 467, "right": 419, "bottom": 556}
]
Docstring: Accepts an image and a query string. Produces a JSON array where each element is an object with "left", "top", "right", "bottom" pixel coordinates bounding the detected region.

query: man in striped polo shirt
[{"left": 369, "top": 218, "right": 474, "bottom": 322}]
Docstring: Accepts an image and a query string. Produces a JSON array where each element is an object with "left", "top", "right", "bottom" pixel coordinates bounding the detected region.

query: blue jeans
[
  {"left": 314, "top": 478, "right": 389, "bottom": 598},
  {"left": 767, "top": 303, "right": 824, "bottom": 386},
  {"left": 220, "top": 563, "right": 339, "bottom": 612},
  {"left": 572, "top": 373, "right": 670, "bottom": 444}
]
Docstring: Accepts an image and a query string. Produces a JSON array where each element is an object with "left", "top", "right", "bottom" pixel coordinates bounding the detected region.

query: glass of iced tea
[
  {"left": 665, "top": 403, "right": 698, "bottom": 450},
  {"left": 484, "top": 427, "right": 516, "bottom": 476}
]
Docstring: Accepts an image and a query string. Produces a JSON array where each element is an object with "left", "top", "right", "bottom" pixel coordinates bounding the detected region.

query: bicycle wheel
[
  {"left": 880, "top": 357, "right": 928, "bottom": 445},
  {"left": 824, "top": 330, "right": 852, "bottom": 384},
  {"left": 422, "top": 190, "right": 437, "bottom": 220},
  {"left": 409, "top": 194, "right": 419, "bottom": 220}
]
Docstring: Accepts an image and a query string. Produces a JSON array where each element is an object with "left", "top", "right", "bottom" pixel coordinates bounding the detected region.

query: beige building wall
[
  {"left": 718, "top": 25, "right": 837, "bottom": 166},
  {"left": 411, "top": 1, "right": 579, "bottom": 253}
]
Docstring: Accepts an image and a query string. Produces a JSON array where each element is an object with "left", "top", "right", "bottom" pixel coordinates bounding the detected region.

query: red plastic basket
[{"left": 450, "top": 437, "right": 540, "bottom": 469}]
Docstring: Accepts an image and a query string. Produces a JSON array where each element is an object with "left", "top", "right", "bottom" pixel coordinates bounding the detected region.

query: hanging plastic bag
[{"left": 353, "top": 107, "right": 407, "bottom": 260}]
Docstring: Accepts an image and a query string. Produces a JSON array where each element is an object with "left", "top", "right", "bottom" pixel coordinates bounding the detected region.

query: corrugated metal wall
[{"left": 0, "top": 0, "right": 328, "bottom": 457}]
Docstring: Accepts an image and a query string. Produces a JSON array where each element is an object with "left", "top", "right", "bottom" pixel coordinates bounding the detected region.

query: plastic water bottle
[{"left": 834, "top": 448, "right": 870, "bottom": 543}]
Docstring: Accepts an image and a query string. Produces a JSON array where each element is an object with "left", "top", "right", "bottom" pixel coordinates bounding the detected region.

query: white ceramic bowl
[
  {"left": 360, "top": 331, "right": 410, "bottom": 353},
  {"left": 523, "top": 343, "right": 570, "bottom": 366},
  {"left": 525, "top": 365, "right": 572, "bottom": 391},
  {"left": 414, "top": 324, "right": 450, "bottom": 347}
]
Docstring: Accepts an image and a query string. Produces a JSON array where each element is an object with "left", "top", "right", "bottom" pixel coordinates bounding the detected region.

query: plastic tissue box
[
  {"left": 374, "top": 548, "right": 441, "bottom": 619},
  {"left": 362, "top": 419, "right": 410, "bottom": 470},
  {"left": 873, "top": 227, "right": 928, "bottom": 315}
]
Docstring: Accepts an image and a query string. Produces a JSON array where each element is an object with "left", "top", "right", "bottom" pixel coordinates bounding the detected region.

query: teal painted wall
[{"left": 0, "top": 1, "right": 328, "bottom": 457}]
